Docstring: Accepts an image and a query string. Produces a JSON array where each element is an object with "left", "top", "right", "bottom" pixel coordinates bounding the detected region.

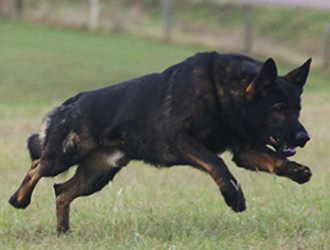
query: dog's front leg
[
  {"left": 232, "top": 146, "right": 311, "bottom": 184},
  {"left": 176, "top": 134, "right": 246, "bottom": 212}
]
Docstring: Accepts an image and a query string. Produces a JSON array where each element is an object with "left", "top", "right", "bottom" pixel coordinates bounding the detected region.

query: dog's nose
[{"left": 295, "top": 131, "right": 310, "bottom": 147}]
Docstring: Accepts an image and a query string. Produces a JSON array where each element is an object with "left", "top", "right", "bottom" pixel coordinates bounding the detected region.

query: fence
[{"left": 1, "top": 0, "right": 330, "bottom": 68}]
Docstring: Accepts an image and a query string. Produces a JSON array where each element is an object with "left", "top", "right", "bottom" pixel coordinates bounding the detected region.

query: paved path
[{"left": 236, "top": 0, "right": 330, "bottom": 9}]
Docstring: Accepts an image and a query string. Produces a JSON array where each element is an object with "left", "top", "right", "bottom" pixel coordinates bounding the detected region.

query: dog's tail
[{"left": 27, "top": 133, "right": 42, "bottom": 161}]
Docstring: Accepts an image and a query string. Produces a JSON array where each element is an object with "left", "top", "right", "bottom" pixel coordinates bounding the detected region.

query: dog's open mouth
[{"left": 269, "top": 136, "right": 296, "bottom": 157}]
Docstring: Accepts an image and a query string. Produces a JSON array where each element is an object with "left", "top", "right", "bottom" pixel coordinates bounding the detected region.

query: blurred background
[
  {"left": 1, "top": 0, "right": 330, "bottom": 65},
  {"left": 2, "top": 0, "right": 330, "bottom": 103}
]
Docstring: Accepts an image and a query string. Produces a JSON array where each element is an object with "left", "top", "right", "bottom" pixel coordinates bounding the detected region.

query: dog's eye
[{"left": 273, "top": 103, "right": 287, "bottom": 113}]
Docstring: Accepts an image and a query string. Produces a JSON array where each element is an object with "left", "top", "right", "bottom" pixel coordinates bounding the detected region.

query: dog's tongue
[{"left": 269, "top": 136, "right": 278, "bottom": 145}]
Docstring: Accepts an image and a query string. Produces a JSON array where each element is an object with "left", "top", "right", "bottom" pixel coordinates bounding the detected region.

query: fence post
[
  {"left": 89, "top": 0, "right": 100, "bottom": 30},
  {"left": 0, "top": 0, "right": 8, "bottom": 17},
  {"left": 244, "top": 4, "right": 253, "bottom": 54},
  {"left": 162, "top": 0, "right": 171, "bottom": 42},
  {"left": 324, "top": 23, "right": 330, "bottom": 69},
  {"left": 15, "top": 0, "right": 24, "bottom": 19}
]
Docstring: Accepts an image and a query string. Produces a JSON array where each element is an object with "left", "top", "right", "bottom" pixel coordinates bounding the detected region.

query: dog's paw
[
  {"left": 8, "top": 191, "right": 31, "bottom": 209},
  {"left": 286, "top": 162, "right": 312, "bottom": 184},
  {"left": 220, "top": 179, "right": 246, "bottom": 212}
]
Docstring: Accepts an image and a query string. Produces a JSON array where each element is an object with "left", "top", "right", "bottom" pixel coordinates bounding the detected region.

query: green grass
[
  {"left": 1, "top": 20, "right": 330, "bottom": 249},
  {"left": 0, "top": 20, "right": 197, "bottom": 104}
]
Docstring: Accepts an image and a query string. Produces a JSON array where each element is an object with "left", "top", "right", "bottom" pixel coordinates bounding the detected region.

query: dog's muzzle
[{"left": 269, "top": 131, "right": 310, "bottom": 157}]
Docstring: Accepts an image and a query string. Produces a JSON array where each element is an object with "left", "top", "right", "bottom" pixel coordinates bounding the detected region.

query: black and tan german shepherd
[{"left": 9, "top": 52, "right": 312, "bottom": 233}]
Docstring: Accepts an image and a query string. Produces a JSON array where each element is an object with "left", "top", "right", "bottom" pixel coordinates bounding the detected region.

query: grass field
[{"left": 1, "top": 20, "right": 330, "bottom": 249}]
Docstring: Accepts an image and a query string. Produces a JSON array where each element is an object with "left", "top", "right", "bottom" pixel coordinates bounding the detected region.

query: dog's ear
[
  {"left": 246, "top": 58, "right": 277, "bottom": 100},
  {"left": 283, "top": 58, "right": 311, "bottom": 94}
]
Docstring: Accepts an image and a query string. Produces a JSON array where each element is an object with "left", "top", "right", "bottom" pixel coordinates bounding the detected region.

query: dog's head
[{"left": 243, "top": 58, "right": 311, "bottom": 156}]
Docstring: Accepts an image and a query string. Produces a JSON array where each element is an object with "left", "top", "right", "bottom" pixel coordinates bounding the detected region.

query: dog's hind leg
[
  {"left": 9, "top": 134, "right": 44, "bottom": 208},
  {"left": 9, "top": 153, "right": 77, "bottom": 209},
  {"left": 9, "top": 134, "right": 43, "bottom": 208},
  {"left": 54, "top": 150, "right": 129, "bottom": 233},
  {"left": 8, "top": 159, "right": 43, "bottom": 209}
]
